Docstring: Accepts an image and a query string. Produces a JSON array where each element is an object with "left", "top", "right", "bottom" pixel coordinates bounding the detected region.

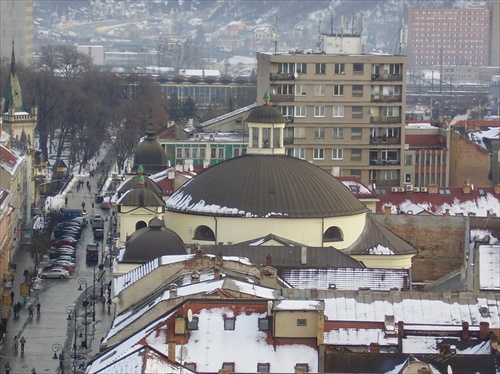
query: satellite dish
[
  {"left": 187, "top": 309, "right": 193, "bottom": 322},
  {"left": 180, "top": 346, "right": 188, "bottom": 360},
  {"left": 447, "top": 365, "right": 453, "bottom": 374},
  {"left": 293, "top": 72, "right": 298, "bottom": 78}
]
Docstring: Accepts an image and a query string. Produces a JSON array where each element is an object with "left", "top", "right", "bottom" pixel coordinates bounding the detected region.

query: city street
[{"left": 0, "top": 172, "right": 115, "bottom": 374}]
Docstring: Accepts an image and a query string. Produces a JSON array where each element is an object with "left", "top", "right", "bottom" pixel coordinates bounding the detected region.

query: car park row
[{"left": 38, "top": 218, "right": 86, "bottom": 279}]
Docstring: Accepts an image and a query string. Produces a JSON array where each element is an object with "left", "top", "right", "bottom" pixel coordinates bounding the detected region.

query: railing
[
  {"left": 271, "top": 94, "right": 294, "bottom": 102},
  {"left": 370, "top": 95, "right": 402, "bottom": 102},
  {"left": 370, "top": 116, "right": 402, "bottom": 124},
  {"left": 369, "top": 137, "right": 401, "bottom": 145},
  {"left": 371, "top": 73, "right": 403, "bottom": 81},
  {"left": 369, "top": 159, "right": 401, "bottom": 166},
  {"left": 270, "top": 73, "right": 295, "bottom": 81}
]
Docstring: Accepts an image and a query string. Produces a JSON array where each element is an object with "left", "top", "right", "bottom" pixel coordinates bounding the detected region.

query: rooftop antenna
[
  {"left": 316, "top": 16, "right": 322, "bottom": 50},
  {"left": 397, "top": 17, "right": 407, "bottom": 55},
  {"left": 330, "top": 8, "right": 334, "bottom": 35},
  {"left": 271, "top": 16, "right": 278, "bottom": 54}
]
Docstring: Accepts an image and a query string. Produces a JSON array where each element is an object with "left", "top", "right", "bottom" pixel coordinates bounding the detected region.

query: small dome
[
  {"left": 122, "top": 217, "right": 185, "bottom": 263},
  {"left": 133, "top": 125, "right": 168, "bottom": 174},
  {"left": 117, "top": 175, "right": 163, "bottom": 196},
  {"left": 118, "top": 188, "right": 165, "bottom": 207},
  {"left": 246, "top": 104, "right": 286, "bottom": 124}
]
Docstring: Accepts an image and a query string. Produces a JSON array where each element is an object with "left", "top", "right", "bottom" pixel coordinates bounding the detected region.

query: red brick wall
[{"left": 449, "top": 131, "right": 489, "bottom": 187}]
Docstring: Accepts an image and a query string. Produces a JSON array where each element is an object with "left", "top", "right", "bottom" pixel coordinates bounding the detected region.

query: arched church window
[
  {"left": 323, "top": 226, "right": 343, "bottom": 242},
  {"left": 193, "top": 225, "right": 215, "bottom": 241},
  {"left": 135, "top": 221, "right": 147, "bottom": 231}
]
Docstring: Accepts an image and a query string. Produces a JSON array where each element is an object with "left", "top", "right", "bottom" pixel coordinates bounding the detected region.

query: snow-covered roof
[
  {"left": 0, "top": 144, "right": 24, "bottom": 176},
  {"left": 323, "top": 292, "right": 499, "bottom": 328},
  {"left": 479, "top": 244, "right": 500, "bottom": 291}
]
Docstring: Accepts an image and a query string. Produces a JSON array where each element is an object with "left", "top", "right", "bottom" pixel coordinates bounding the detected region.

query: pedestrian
[
  {"left": 31, "top": 368, "right": 36, "bottom": 374},
  {"left": 13, "top": 335, "right": 18, "bottom": 353},
  {"left": 101, "top": 294, "right": 106, "bottom": 307},
  {"left": 36, "top": 302, "right": 41, "bottom": 318},
  {"left": 20, "top": 336, "right": 26, "bottom": 353},
  {"left": 23, "top": 269, "right": 29, "bottom": 282},
  {"left": 15, "top": 301, "right": 21, "bottom": 316},
  {"left": 28, "top": 304, "right": 34, "bottom": 318},
  {"left": 88, "top": 185, "right": 92, "bottom": 192},
  {"left": 81, "top": 201, "right": 86, "bottom": 210},
  {"left": 92, "top": 202, "right": 95, "bottom": 209},
  {"left": 65, "top": 196, "right": 68, "bottom": 206},
  {"left": 76, "top": 184, "right": 80, "bottom": 192},
  {"left": 107, "top": 298, "right": 111, "bottom": 313},
  {"left": 4, "top": 362, "right": 11, "bottom": 374},
  {"left": 13, "top": 302, "right": 18, "bottom": 317},
  {"left": 9, "top": 290, "right": 14, "bottom": 305}
]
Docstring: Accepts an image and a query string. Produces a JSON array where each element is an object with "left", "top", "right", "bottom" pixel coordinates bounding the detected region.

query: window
[
  {"left": 381, "top": 170, "right": 398, "bottom": 180},
  {"left": 352, "top": 106, "right": 363, "bottom": 118},
  {"left": 218, "top": 147, "right": 225, "bottom": 159},
  {"left": 210, "top": 147, "right": 216, "bottom": 159},
  {"left": 353, "top": 63, "right": 364, "bottom": 74},
  {"left": 295, "top": 84, "right": 307, "bottom": 96},
  {"left": 405, "top": 173, "right": 412, "bottom": 183},
  {"left": 199, "top": 147, "right": 206, "bottom": 160},
  {"left": 334, "top": 85, "right": 344, "bottom": 96},
  {"left": 352, "top": 85, "right": 363, "bottom": 97},
  {"left": 258, "top": 318, "right": 271, "bottom": 331},
  {"left": 277, "top": 84, "right": 294, "bottom": 95},
  {"left": 382, "top": 106, "right": 400, "bottom": 117},
  {"left": 351, "top": 148, "right": 362, "bottom": 160},
  {"left": 315, "top": 63, "right": 326, "bottom": 74},
  {"left": 297, "top": 319, "right": 307, "bottom": 326},
  {"left": 187, "top": 316, "right": 199, "bottom": 330},
  {"left": 313, "top": 148, "right": 324, "bottom": 160},
  {"left": 257, "top": 363, "right": 270, "bottom": 373},
  {"left": 288, "top": 148, "right": 305, "bottom": 159},
  {"left": 314, "top": 84, "right": 325, "bottom": 96},
  {"left": 222, "top": 363, "right": 235, "bottom": 372},
  {"left": 233, "top": 148, "right": 242, "bottom": 157},
  {"left": 294, "top": 127, "right": 306, "bottom": 139},
  {"left": 405, "top": 155, "right": 412, "bottom": 165},
  {"left": 224, "top": 317, "right": 235, "bottom": 330},
  {"left": 334, "top": 63, "right": 345, "bottom": 74},
  {"left": 314, "top": 106, "right": 325, "bottom": 117},
  {"left": 323, "top": 226, "right": 343, "bottom": 242},
  {"left": 381, "top": 149, "right": 398, "bottom": 163},
  {"left": 278, "top": 62, "right": 294, "bottom": 73},
  {"left": 184, "top": 147, "right": 190, "bottom": 159},
  {"left": 295, "top": 105, "right": 306, "bottom": 117},
  {"left": 314, "top": 127, "right": 325, "bottom": 138},
  {"left": 351, "top": 169, "right": 361, "bottom": 179},
  {"left": 278, "top": 105, "right": 294, "bottom": 120},
  {"left": 192, "top": 147, "right": 199, "bottom": 159},
  {"left": 333, "top": 127, "right": 344, "bottom": 139},
  {"left": 351, "top": 128, "right": 362, "bottom": 138},
  {"left": 193, "top": 226, "right": 215, "bottom": 241},
  {"left": 176, "top": 147, "right": 183, "bottom": 159},
  {"left": 333, "top": 105, "right": 344, "bottom": 117},
  {"left": 332, "top": 148, "right": 343, "bottom": 160},
  {"left": 295, "top": 62, "right": 307, "bottom": 74}
]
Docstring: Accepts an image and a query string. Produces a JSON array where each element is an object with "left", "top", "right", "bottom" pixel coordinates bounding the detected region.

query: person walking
[
  {"left": 13, "top": 335, "right": 18, "bottom": 353},
  {"left": 81, "top": 201, "right": 86, "bottom": 210},
  {"left": 36, "top": 302, "right": 41, "bottom": 318},
  {"left": 4, "top": 362, "right": 11, "bottom": 374},
  {"left": 65, "top": 196, "right": 68, "bottom": 206},
  {"left": 23, "top": 269, "right": 29, "bottom": 282},
  {"left": 9, "top": 290, "right": 14, "bottom": 305},
  {"left": 20, "top": 336, "right": 26, "bottom": 353},
  {"left": 28, "top": 304, "right": 34, "bottom": 318}
]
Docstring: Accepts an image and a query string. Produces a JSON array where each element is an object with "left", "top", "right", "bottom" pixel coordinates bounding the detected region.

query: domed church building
[
  {"left": 133, "top": 123, "right": 168, "bottom": 174},
  {"left": 165, "top": 95, "right": 417, "bottom": 269}
]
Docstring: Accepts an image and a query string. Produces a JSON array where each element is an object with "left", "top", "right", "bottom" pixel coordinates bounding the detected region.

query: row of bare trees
[{"left": 1, "top": 46, "right": 170, "bottom": 173}]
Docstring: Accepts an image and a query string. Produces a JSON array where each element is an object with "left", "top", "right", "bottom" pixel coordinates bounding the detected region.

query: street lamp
[
  {"left": 77, "top": 278, "right": 88, "bottom": 349},
  {"left": 51, "top": 343, "right": 64, "bottom": 374}
]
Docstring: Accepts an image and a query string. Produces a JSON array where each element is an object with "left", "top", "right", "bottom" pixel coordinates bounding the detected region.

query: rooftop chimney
[
  {"left": 462, "top": 183, "right": 471, "bottom": 194},
  {"left": 384, "top": 206, "right": 392, "bottom": 216},
  {"left": 369, "top": 342, "right": 380, "bottom": 353},
  {"left": 462, "top": 321, "right": 470, "bottom": 341},
  {"left": 479, "top": 321, "right": 490, "bottom": 339},
  {"left": 494, "top": 184, "right": 500, "bottom": 195},
  {"left": 428, "top": 184, "right": 439, "bottom": 194}
]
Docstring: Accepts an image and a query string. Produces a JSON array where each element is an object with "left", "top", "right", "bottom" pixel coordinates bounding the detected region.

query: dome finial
[
  {"left": 137, "top": 164, "right": 144, "bottom": 175},
  {"left": 263, "top": 91, "right": 271, "bottom": 106},
  {"left": 138, "top": 175, "right": 145, "bottom": 188}
]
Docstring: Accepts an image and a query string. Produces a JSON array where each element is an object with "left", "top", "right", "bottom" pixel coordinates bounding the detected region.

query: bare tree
[{"left": 38, "top": 45, "right": 92, "bottom": 81}]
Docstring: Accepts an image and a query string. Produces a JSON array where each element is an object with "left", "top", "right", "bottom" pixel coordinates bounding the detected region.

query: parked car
[
  {"left": 55, "top": 255, "right": 76, "bottom": 262},
  {"left": 39, "top": 268, "right": 70, "bottom": 279},
  {"left": 51, "top": 239, "right": 78, "bottom": 248},
  {"left": 48, "top": 251, "right": 76, "bottom": 260},
  {"left": 94, "top": 229, "right": 104, "bottom": 240},
  {"left": 52, "top": 259, "right": 76, "bottom": 268},
  {"left": 42, "top": 264, "right": 74, "bottom": 274}
]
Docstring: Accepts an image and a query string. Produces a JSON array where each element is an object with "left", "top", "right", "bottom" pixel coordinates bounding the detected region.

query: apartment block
[
  {"left": 0, "top": 0, "right": 33, "bottom": 65},
  {"left": 408, "top": 7, "right": 490, "bottom": 70},
  {"left": 256, "top": 35, "right": 407, "bottom": 187}
]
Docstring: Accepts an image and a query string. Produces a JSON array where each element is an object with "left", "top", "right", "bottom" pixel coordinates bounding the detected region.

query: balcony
[
  {"left": 270, "top": 73, "right": 295, "bottom": 81},
  {"left": 370, "top": 116, "right": 402, "bottom": 124},
  {"left": 371, "top": 73, "right": 403, "bottom": 81},
  {"left": 370, "top": 95, "right": 402, "bottom": 103},
  {"left": 271, "top": 94, "right": 294, "bottom": 102},
  {"left": 369, "top": 137, "right": 401, "bottom": 145},
  {"left": 369, "top": 159, "right": 400, "bottom": 166}
]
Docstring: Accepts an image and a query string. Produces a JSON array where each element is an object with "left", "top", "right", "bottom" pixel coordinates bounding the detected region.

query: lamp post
[
  {"left": 92, "top": 265, "right": 96, "bottom": 322},
  {"left": 77, "top": 278, "right": 88, "bottom": 349},
  {"left": 51, "top": 343, "right": 64, "bottom": 374}
]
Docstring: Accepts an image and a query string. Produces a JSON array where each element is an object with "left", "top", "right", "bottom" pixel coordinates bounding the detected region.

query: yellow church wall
[
  {"left": 164, "top": 211, "right": 366, "bottom": 248},
  {"left": 118, "top": 205, "right": 163, "bottom": 244},
  {"left": 352, "top": 253, "right": 414, "bottom": 269}
]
